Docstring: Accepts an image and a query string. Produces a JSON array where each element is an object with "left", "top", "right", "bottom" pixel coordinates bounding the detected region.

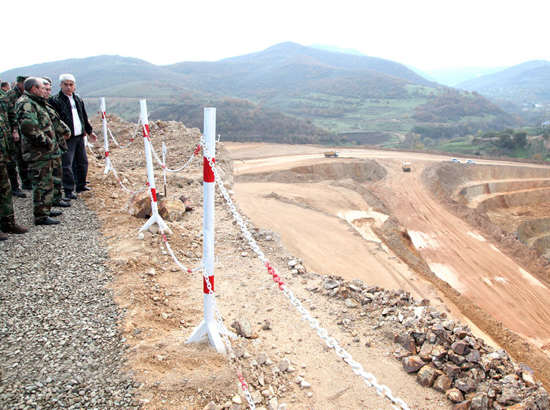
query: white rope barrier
[
  {"left": 201, "top": 137, "right": 410, "bottom": 410},
  {"left": 107, "top": 117, "right": 141, "bottom": 149},
  {"left": 98, "top": 103, "right": 408, "bottom": 409}
]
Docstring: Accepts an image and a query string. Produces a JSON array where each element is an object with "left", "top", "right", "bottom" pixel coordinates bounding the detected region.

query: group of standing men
[{"left": 0, "top": 74, "right": 97, "bottom": 241}]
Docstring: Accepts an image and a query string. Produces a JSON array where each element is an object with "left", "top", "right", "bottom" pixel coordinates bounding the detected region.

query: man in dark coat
[{"left": 49, "top": 74, "right": 97, "bottom": 199}]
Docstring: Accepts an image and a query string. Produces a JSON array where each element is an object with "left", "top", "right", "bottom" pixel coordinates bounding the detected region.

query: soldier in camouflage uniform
[
  {"left": 7, "top": 76, "right": 31, "bottom": 194},
  {"left": 0, "top": 87, "right": 18, "bottom": 174},
  {"left": 1, "top": 78, "right": 26, "bottom": 198},
  {"left": 42, "top": 77, "right": 71, "bottom": 207},
  {"left": 0, "top": 83, "right": 29, "bottom": 239},
  {"left": 15, "top": 77, "right": 65, "bottom": 225}
]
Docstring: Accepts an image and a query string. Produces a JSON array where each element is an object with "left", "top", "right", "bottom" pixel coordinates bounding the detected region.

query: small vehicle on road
[
  {"left": 450, "top": 158, "right": 460, "bottom": 163},
  {"left": 466, "top": 159, "right": 476, "bottom": 164}
]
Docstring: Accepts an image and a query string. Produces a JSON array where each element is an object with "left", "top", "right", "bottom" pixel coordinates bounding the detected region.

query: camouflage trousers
[
  {"left": 0, "top": 160, "right": 14, "bottom": 218},
  {"left": 52, "top": 156, "right": 63, "bottom": 203},
  {"left": 27, "top": 159, "right": 54, "bottom": 221},
  {"left": 11, "top": 139, "right": 30, "bottom": 187}
]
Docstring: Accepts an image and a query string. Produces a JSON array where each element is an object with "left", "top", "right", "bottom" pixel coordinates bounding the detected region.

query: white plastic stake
[
  {"left": 138, "top": 99, "right": 172, "bottom": 235},
  {"left": 187, "top": 107, "right": 234, "bottom": 353},
  {"left": 100, "top": 97, "right": 111, "bottom": 174}
]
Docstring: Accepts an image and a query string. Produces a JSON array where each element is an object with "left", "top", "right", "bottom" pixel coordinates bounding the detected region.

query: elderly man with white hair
[{"left": 49, "top": 74, "right": 97, "bottom": 200}]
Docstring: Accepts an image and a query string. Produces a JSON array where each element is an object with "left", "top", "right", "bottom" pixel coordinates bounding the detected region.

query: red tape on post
[
  {"left": 151, "top": 187, "right": 157, "bottom": 202},
  {"left": 203, "top": 157, "right": 215, "bottom": 183},
  {"left": 203, "top": 275, "right": 214, "bottom": 293}
]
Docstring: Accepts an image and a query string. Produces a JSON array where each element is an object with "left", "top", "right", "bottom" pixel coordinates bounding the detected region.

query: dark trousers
[{"left": 62, "top": 135, "right": 88, "bottom": 192}]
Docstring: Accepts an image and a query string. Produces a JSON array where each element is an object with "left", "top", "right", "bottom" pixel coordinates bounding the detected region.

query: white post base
[
  {"left": 187, "top": 319, "right": 236, "bottom": 354},
  {"left": 138, "top": 212, "right": 172, "bottom": 235},
  {"left": 104, "top": 157, "right": 111, "bottom": 175}
]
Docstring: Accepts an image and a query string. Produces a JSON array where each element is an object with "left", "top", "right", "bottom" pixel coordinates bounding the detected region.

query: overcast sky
[{"left": 1, "top": 0, "right": 548, "bottom": 74}]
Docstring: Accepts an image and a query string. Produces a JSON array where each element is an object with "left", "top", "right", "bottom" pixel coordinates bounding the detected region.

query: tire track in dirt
[{"left": 377, "top": 161, "right": 550, "bottom": 347}]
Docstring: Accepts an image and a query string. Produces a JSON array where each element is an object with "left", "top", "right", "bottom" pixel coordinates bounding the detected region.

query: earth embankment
[
  {"left": 426, "top": 162, "right": 550, "bottom": 278},
  {"left": 228, "top": 143, "right": 550, "bottom": 391}
]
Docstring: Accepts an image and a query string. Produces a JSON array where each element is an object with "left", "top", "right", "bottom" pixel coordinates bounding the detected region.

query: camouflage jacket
[
  {"left": 15, "top": 91, "right": 57, "bottom": 161},
  {"left": 6, "top": 86, "right": 23, "bottom": 106},
  {"left": 0, "top": 89, "right": 17, "bottom": 162},
  {"left": 44, "top": 102, "right": 70, "bottom": 157}
]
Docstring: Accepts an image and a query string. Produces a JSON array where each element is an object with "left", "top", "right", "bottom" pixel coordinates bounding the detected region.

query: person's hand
[
  {"left": 64, "top": 133, "right": 71, "bottom": 140},
  {"left": 12, "top": 130, "right": 19, "bottom": 142},
  {"left": 88, "top": 132, "right": 98, "bottom": 143}
]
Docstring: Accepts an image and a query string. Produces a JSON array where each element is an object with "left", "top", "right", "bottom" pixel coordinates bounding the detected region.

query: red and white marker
[
  {"left": 138, "top": 99, "right": 172, "bottom": 236},
  {"left": 187, "top": 107, "right": 234, "bottom": 354},
  {"left": 100, "top": 97, "right": 111, "bottom": 175}
]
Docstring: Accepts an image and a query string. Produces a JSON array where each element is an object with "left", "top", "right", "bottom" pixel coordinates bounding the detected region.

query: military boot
[
  {"left": 12, "top": 188, "right": 27, "bottom": 198},
  {"left": 0, "top": 216, "right": 29, "bottom": 234}
]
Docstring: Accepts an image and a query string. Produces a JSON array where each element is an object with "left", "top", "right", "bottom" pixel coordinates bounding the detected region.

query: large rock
[
  {"left": 402, "top": 355, "right": 425, "bottom": 373},
  {"left": 158, "top": 198, "right": 186, "bottom": 221},
  {"left": 417, "top": 365, "right": 437, "bottom": 387},
  {"left": 433, "top": 374, "right": 452, "bottom": 392},
  {"left": 446, "top": 388, "right": 464, "bottom": 403},
  {"left": 127, "top": 190, "right": 151, "bottom": 219},
  {"left": 231, "top": 317, "right": 253, "bottom": 338}
]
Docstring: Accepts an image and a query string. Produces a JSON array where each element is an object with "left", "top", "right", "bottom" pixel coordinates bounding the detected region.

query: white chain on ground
[
  {"left": 201, "top": 266, "right": 257, "bottom": 410},
  {"left": 155, "top": 232, "right": 255, "bottom": 407},
  {"left": 201, "top": 137, "right": 410, "bottom": 410},
  {"left": 107, "top": 118, "right": 141, "bottom": 149}
]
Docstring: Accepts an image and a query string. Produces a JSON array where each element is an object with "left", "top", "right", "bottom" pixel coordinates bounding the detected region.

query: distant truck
[
  {"left": 324, "top": 150, "right": 339, "bottom": 157},
  {"left": 402, "top": 162, "right": 411, "bottom": 172}
]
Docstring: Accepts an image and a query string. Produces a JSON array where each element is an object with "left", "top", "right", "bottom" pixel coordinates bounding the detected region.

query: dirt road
[{"left": 226, "top": 142, "right": 550, "bottom": 358}]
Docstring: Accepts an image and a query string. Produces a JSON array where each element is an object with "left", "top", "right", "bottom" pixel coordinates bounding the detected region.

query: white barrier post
[
  {"left": 138, "top": 99, "right": 172, "bottom": 235},
  {"left": 100, "top": 97, "right": 111, "bottom": 174},
  {"left": 187, "top": 107, "right": 234, "bottom": 354}
]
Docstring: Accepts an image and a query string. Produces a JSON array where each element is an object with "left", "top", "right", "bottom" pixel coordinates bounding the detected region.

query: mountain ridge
[{"left": 0, "top": 43, "right": 523, "bottom": 146}]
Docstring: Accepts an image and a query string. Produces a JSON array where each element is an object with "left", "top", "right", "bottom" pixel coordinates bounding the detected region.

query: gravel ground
[{"left": 0, "top": 194, "right": 139, "bottom": 409}]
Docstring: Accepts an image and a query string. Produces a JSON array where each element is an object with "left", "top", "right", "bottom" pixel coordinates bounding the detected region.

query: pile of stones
[{"left": 322, "top": 274, "right": 549, "bottom": 410}]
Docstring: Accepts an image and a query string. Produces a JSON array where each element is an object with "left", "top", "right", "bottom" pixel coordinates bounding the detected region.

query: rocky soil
[{"left": 0, "top": 114, "right": 548, "bottom": 410}]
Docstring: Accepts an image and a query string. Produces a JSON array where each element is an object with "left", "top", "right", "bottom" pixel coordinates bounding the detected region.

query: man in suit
[{"left": 49, "top": 74, "right": 97, "bottom": 200}]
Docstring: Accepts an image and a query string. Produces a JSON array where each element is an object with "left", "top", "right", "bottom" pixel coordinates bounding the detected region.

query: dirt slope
[
  {"left": 226, "top": 142, "right": 550, "bottom": 391},
  {"left": 84, "top": 119, "right": 458, "bottom": 409},
  {"left": 81, "top": 118, "right": 550, "bottom": 409}
]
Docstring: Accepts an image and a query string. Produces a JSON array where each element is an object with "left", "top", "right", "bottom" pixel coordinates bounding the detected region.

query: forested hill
[
  {"left": 165, "top": 42, "right": 435, "bottom": 98},
  {"left": 458, "top": 60, "right": 550, "bottom": 105},
  {"left": 0, "top": 43, "right": 518, "bottom": 145}
]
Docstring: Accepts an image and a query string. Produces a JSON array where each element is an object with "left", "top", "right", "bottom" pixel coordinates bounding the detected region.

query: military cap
[{"left": 16, "top": 76, "right": 29, "bottom": 83}]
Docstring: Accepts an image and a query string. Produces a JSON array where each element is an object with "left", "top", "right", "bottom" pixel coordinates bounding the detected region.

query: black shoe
[
  {"left": 21, "top": 184, "right": 32, "bottom": 191},
  {"left": 62, "top": 197, "right": 72, "bottom": 202},
  {"left": 65, "top": 191, "right": 78, "bottom": 200},
  {"left": 12, "top": 189, "right": 27, "bottom": 198},
  {"left": 0, "top": 232, "right": 8, "bottom": 241},
  {"left": 34, "top": 217, "right": 60, "bottom": 225},
  {"left": 76, "top": 186, "right": 91, "bottom": 192},
  {"left": 49, "top": 210, "right": 63, "bottom": 217},
  {"left": 53, "top": 200, "right": 71, "bottom": 207}
]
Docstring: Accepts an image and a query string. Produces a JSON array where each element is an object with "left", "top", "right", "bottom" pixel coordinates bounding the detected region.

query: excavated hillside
[
  {"left": 23, "top": 114, "right": 549, "bottom": 410},
  {"left": 425, "top": 162, "right": 550, "bottom": 280},
  {"left": 228, "top": 144, "right": 550, "bottom": 403}
]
